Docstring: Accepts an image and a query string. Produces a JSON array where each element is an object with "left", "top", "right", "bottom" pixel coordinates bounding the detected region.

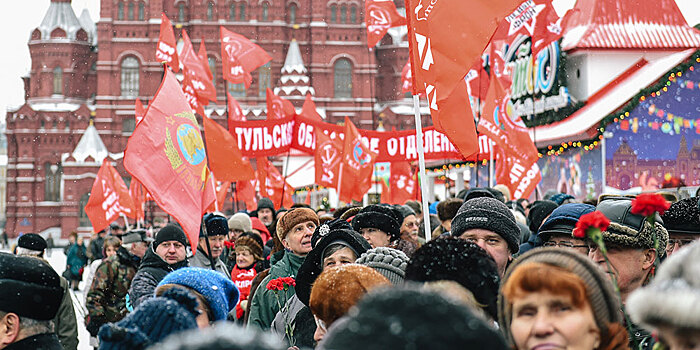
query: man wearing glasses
[
  {"left": 660, "top": 197, "right": 700, "bottom": 256},
  {"left": 538, "top": 203, "right": 596, "bottom": 255}
]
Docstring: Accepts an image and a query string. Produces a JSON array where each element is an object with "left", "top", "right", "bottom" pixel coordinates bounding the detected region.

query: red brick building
[{"left": 5, "top": 0, "right": 414, "bottom": 238}]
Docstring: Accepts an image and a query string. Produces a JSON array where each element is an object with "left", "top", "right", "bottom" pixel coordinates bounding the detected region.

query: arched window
[
  {"left": 261, "top": 2, "right": 269, "bottom": 21},
  {"left": 288, "top": 3, "right": 297, "bottom": 24},
  {"left": 350, "top": 5, "right": 357, "bottom": 23},
  {"left": 208, "top": 56, "right": 216, "bottom": 85},
  {"left": 138, "top": 2, "right": 145, "bottom": 20},
  {"left": 258, "top": 62, "right": 271, "bottom": 97},
  {"left": 53, "top": 67, "right": 63, "bottom": 95},
  {"left": 340, "top": 4, "right": 347, "bottom": 23},
  {"left": 44, "top": 162, "right": 62, "bottom": 202},
  {"left": 207, "top": 2, "right": 215, "bottom": 20},
  {"left": 117, "top": 2, "right": 124, "bottom": 20},
  {"left": 239, "top": 2, "right": 246, "bottom": 20},
  {"left": 121, "top": 57, "right": 139, "bottom": 96},
  {"left": 229, "top": 2, "right": 236, "bottom": 20},
  {"left": 178, "top": 2, "right": 186, "bottom": 21},
  {"left": 79, "top": 193, "right": 91, "bottom": 227},
  {"left": 330, "top": 4, "right": 337, "bottom": 23},
  {"left": 128, "top": 1, "right": 134, "bottom": 20},
  {"left": 334, "top": 58, "right": 352, "bottom": 98},
  {"left": 228, "top": 82, "right": 246, "bottom": 98}
]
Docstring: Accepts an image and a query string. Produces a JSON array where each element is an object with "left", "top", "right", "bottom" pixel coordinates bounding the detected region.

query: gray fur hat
[
  {"left": 355, "top": 247, "right": 409, "bottom": 285},
  {"left": 627, "top": 240, "right": 700, "bottom": 331}
]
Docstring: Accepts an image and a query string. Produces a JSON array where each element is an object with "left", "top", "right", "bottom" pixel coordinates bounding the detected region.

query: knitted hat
[
  {"left": 538, "top": 203, "right": 596, "bottom": 242},
  {"left": 256, "top": 197, "right": 275, "bottom": 212},
  {"left": 145, "top": 322, "right": 283, "bottom": 350},
  {"left": 405, "top": 237, "right": 501, "bottom": 320},
  {"left": 437, "top": 198, "right": 464, "bottom": 221},
  {"left": 275, "top": 207, "right": 319, "bottom": 241},
  {"left": 234, "top": 236, "right": 263, "bottom": 261},
  {"left": 462, "top": 187, "right": 499, "bottom": 202},
  {"left": 451, "top": 197, "right": 520, "bottom": 254},
  {"left": 97, "top": 288, "right": 199, "bottom": 350},
  {"left": 154, "top": 224, "right": 188, "bottom": 249},
  {"left": 596, "top": 198, "right": 669, "bottom": 256},
  {"left": 627, "top": 240, "right": 700, "bottom": 331},
  {"left": 660, "top": 197, "right": 700, "bottom": 235},
  {"left": 199, "top": 213, "right": 229, "bottom": 238},
  {"left": 296, "top": 219, "right": 372, "bottom": 306},
  {"left": 394, "top": 205, "right": 415, "bottom": 220},
  {"left": 0, "top": 252, "right": 63, "bottom": 320},
  {"left": 551, "top": 193, "right": 576, "bottom": 205},
  {"left": 122, "top": 229, "right": 153, "bottom": 244},
  {"left": 351, "top": 204, "right": 402, "bottom": 241},
  {"left": 320, "top": 286, "right": 509, "bottom": 350},
  {"left": 18, "top": 233, "right": 47, "bottom": 252},
  {"left": 309, "top": 264, "right": 390, "bottom": 325},
  {"left": 526, "top": 200, "right": 558, "bottom": 233},
  {"left": 355, "top": 246, "right": 409, "bottom": 285},
  {"left": 158, "top": 267, "right": 239, "bottom": 321},
  {"left": 498, "top": 248, "right": 621, "bottom": 346},
  {"left": 404, "top": 200, "right": 422, "bottom": 216},
  {"left": 250, "top": 217, "right": 270, "bottom": 238},
  {"left": 228, "top": 213, "right": 252, "bottom": 233}
]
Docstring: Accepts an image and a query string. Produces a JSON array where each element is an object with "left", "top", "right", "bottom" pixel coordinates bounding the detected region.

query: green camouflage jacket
[{"left": 85, "top": 247, "right": 139, "bottom": 324}]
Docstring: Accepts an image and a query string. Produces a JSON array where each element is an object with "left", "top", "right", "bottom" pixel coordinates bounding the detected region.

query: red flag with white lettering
[
  {"left": 181, "top": 30, "right": 217, "bottom": 102},
  {"left": 389, "top": 161, "right": 418, "bottom": 205},
  {"left": 202, "top": 115, "right": 256, "bottom": 182},
  {"left": 266, "top": 88, "right": 296, "bottom": 120},
  {"left": 314, "top": 128, "right": 342, "bottom": 188},
  {"left": 85, "top": 159, "right": 137, "bottom": 233},
  {"left": 135, "top": 99, "right": 146, "bottom": 126},
  {"left": 365, "top": 0, "right": 407, "bottom": 48},
  {"left": 490, "top": 0, "right": 564, "bottom": 57},
  {"left": 338, "top": 117, "right": 378, "bottom": 203},
  {"left": 227, "top": 92, "right": 246, "bottom": 132},
  {"left": 156, "top": 13, "right": 179, "bottom": 72},
  {"left": 256, "top": 157, "right": 294, "bottom": 209},
  {"left": 123, "top": 69, "right": 216, "bottom": 251},
  {"left": 182, "top": 81, "right": 206, "bottom": 116},
  {"left": 198, "top": 39, "right": 214, "bottom": 81},
  {"left": 301, "top": 93, "right": 322, "bottom": 121},
  {"left": 220, "top": 27, "right": 272, "bottom": 88}
]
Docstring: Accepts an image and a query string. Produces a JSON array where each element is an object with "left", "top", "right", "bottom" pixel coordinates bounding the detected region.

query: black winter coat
[{"left": 128, "top": 247, "right": 188, "bottom": 308}]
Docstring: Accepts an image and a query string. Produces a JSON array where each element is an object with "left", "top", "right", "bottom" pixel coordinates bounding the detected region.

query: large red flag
[
  {"left": 404, "top": 0, "right": 521, "bottom": 158},
  {"left": 156, "top": 13, "right": 179, "bottom": 72},
  {"left": 266, "top": 88, "right": 296, "bottom": 119},
  {"left": 202, "top": 115, "right": 256, "bottom": 182},
  {"left": 135, "top": 99, "right": 146, "bottom": 126},
  {"left": 256, "top": 157, "right": 294, "bottom": 209},
  {"left": 198, "top": 39, "right": 214, "bottom": 81},
  {"left": 124, "top": 69, "right": 216, "bottom": 251},
  {"left": 85, "top": 160, "right": 137, "bottom": 233},
  {"left": 388, "top": 161, "right": 418, "bottom": 205},
  {"left": 338, "top": 117, "right": 378, "bottom": 203},
  {"left": 301, "top": 93, "right": 322, "bottom": 121},
  {"left": 365, "top": 0, "right": 407, "bottom": 48},
  {"left": 220, "top": 27, "right": 272, "bottom": 88},
  {"left": 236, "top": 178, "right": 258, "bottom": 211},
  {"left": 490, "top": 0, "right": 564, "bottom": 57},
  {"left": 314, "top": 128, "right": 342, "bottom": 188},
  {"left": 128, "top": 178, "right": 145, "bottom": 221},
  {"left": 181, "top": 30, "right": 217, "bottom": 102},
  {"left": 205, "top": 178, "right": 231, "bottom": 213}
]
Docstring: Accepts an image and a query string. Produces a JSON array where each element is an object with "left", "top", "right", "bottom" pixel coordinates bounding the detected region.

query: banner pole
[
  {"left": 489, "top": 140, "right": 494, "bottom": 187},
  {"left": 412, "top": 95, "right": 432, "bottom": 242}
]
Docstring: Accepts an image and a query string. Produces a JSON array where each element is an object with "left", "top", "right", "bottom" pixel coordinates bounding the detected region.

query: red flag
[
  {"left": 182, "top": 81, "right": 206, "bottom": 116},
  {"left": 301, "top": 93, "right": 322, "bottom": 121},
  {"left": 123, "top": 69, "right": 216, "bottom": 251},
  {"left": 85, "top": 160, "right": 137, "bottom": 233},
  {"left": 128, "top": 178, "right": 145, "bottom": 221},
  {"left": 135, "top": 99, "right": 146, "bottom": 126},
  {"left": 236, "top": 179, "right": 258, "bottom": 211},
  {"left": 401, "top": 60, "right": 413, "bottom": 94},
  {"left": 156, "top": 13, "right": 179, "bottom": 72},
  {"left": 304, "top": 189, "right": 312, "bottom": 205},
  {"left": 380, "top": 180, "right": 392, "bottom": 203},
  {"left": 206, "top": 179, "right": 231, "bottom": 212},
  {"left": 197, "top": 38, "right": 214, "bottom": 80},
  {"left": 227, "top": 92, "right": 246, "bottom": 132},
  {"left": 338, "top": 117, "right": 378, "bottom": 203},
  {"left": 389, "top": 161, "right": 418, "bottom": 205},
  {"left": 220, "top": 27, "right": 272, "bottom": 88},
  {"left": 202, "top": 115, "right": 256, "bottom": 182},
  {"left": 490, "top": 0, "right": 564, "bottom": 57},
  {"left": 181, "top": 30, "right": 217, "bottom": 102},
  {"left": 404, "top": 0, "right": 521, "bottom": 158},
  {"left": 314, "top": 128, "right": 342, "bottom": 188},
  {"left": 256, "top": 157, "right": 294, "bottom": 209},
  {"left": 266, "top": 88, "right": 296, "bottom": 119},
  {"left": 365, "top": 0, "right": 407, "bottom": 48}
]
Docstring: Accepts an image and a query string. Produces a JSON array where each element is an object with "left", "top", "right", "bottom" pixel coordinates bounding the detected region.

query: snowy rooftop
[
  {"left": 281, "top": 40, "right": 307, "bottom": 75},
  {"left": 36, "top": 0, "right": 93, "bottom": 42},
  {"left": 70, "top": 122, "right": 123, "bottom": 163}
]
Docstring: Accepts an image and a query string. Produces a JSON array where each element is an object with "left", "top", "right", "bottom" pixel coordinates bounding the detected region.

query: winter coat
[
  {"left": 129, "top": 246, "right": 189, "bottom": 309},
  {"left": 188, "top": 247, "right": 231, "bottom": 278},
  {"left": 390, "top": 239, "right": 417, "bottom": 258},
  {"left": 82, "top": 259, "right": 103, "bottom": 303},
  {"left": 55, "top": 276, "right": 78, "bottom": 350},
  {"left": 272, "top": 295, "right": 315, "bottom": 347},
  {"left": 85, "top": 247, "right": 140, "bottom": 325},
  {"left": 247, "top": 250, "right": 305, "bottom": 330},
  {"left": 66, "top": 243, "right": 87, "bottom": 280},
  {"left": 4, "top": 333, "right": 63, "bottom": 350}
]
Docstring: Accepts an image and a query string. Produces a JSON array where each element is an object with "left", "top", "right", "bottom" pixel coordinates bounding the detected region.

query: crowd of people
[{"left": 1, "top": 187, "right": 699, "bottom": 350}]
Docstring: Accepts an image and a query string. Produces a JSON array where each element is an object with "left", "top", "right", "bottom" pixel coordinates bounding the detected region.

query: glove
[{"left": 85, "top": 316, "right": 105, "bottom": 337}]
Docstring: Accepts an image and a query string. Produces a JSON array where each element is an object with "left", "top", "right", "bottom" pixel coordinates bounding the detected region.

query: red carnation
[
  {"left": 631, "top": 193, "right": 670, "bottom": 217},
  {"left": 573, "top": 211, "right": 610, "bottom": 238},
  {"left": 266, "top": 279, "right": 283, "bottom": 291}
]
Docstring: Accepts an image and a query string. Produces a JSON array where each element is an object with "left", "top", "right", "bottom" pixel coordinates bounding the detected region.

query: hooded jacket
[{"left": 129, "top": 247, "right": 188, "bottom": 309}]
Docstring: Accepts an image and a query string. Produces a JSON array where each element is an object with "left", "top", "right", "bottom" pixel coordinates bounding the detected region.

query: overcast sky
[{"left": 1, "top": 0, "right": 699, "bottom": 117}]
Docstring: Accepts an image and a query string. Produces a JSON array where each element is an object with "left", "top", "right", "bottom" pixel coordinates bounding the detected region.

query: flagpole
[
  {"left": 489, "top": 140, "right": 494, "bottom": 187},
  {"left": 280, "top": 150, "right": 291, "bottom": 208},
  {"left": 231, "top": 182, "right": 237, "bottom": 213},
  {"left": 412, "top": 95, "right": 432, "bottom": 242},
  {"left": 200, "top": 218, "right": 218, "bottom": 271}
]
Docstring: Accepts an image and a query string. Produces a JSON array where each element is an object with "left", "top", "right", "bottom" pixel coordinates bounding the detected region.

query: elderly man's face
[
  {"left": 400, "top": 215, "right": 419, "bottom": 241},
  {"left": 588, "top": 243, "right": 656, "bottom": 302},
  {"left": 258, "top": 208, "right": 274, "bottom": 226}
]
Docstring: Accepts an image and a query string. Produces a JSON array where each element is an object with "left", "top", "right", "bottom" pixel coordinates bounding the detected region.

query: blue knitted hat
[
  {"left": 97, "top": 288, "right": 200, "bottom": 350},
  {"left": 538, "top": 203, "right": 595, "bottom": 242},
  {"left": 158, "top": 267, "right": 239, "bottom": 321}
]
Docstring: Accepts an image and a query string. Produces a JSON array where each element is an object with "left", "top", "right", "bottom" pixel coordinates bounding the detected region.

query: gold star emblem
[{"left": 165, "top": 115, "right": 175, "bottom": 125}]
